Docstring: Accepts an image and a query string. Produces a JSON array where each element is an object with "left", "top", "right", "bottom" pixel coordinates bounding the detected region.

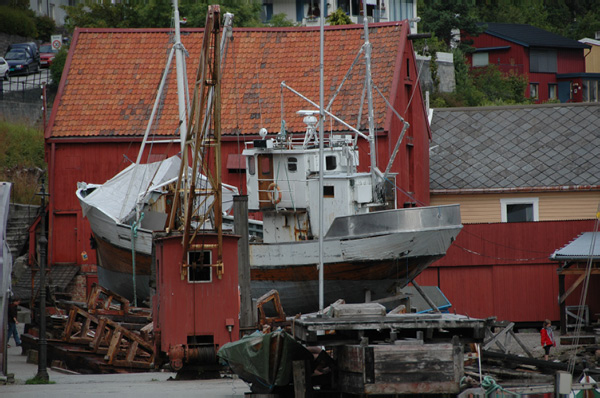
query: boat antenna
[{"left": 318, "top": 0, "right": 325, "bottom": 311}]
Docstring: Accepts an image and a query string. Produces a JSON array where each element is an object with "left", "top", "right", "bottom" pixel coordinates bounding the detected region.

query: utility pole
[{"left": 36, "top": 177, "right": 49, "bottom": 382}]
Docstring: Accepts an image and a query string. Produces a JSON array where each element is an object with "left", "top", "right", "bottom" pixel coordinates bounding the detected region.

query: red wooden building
[
  {"left": 45, "top": 22, "right": 431, "bottom": 296},
  {"left": 427, "top": 104, "right": 600, "bottom": 326},
  {"left": 415, "top": 220, "right": 598, "bottom": 324},
  {"left": 463, "top": 23, "right": 593, "bottom": 103}
]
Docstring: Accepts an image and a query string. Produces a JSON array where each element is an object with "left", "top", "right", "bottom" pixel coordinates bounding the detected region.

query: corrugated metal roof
[
  {"left": 50, "top": 23, "right": 405, "bottom": 139},
  {"left": 481, "top": 23, "right": 591, "bottom": 50},
  {"left": 551, "top": 231, "right": 600, "bottom": 260},
  {"left": 430, "top": 103, "right": 600, "bottom": 190}
]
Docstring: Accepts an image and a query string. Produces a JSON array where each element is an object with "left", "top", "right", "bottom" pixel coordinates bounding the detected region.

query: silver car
[{"left": 0, "top": 57, "right": 8, "bottom": 80}]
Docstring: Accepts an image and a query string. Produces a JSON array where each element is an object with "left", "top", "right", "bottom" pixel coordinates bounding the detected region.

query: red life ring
[{"left": 267, "top": 183, "right": 282, "bottom": 204}]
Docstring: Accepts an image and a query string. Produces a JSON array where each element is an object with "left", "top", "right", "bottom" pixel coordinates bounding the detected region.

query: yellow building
[
  {"left": 580, "top": 38, "right": 600, "bottom": 102},
  {"left": 580, "top": 38, "right": 600, "bottom": 73},
  {"left": 429, "top": 103, "right": 600, "bottom": 224}
]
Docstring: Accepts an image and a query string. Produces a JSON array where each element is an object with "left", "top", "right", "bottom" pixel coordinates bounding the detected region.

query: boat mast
[
  {"left": 173, "top": 0, "right": 188, "bottom": 155},
  {"left": 362, "top": 0, "right": 378, "bottom": 196},
  {"left": 318, "top": 0, "right": 325, "bottom": 311}
]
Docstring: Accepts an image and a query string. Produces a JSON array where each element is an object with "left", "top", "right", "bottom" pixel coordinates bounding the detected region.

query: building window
[
  {"left": 472, "top": 52, "right": 489, "bottom": 67},
  {"left": 529, "top": 49, "right": 557, "bottom": 73},
  {"left": 262, "top": 0, "right": 273, "bottom": 22},
  {"left": 500, "top": 198, "right": 539, "bottom": 223},
  {"left": 529, "top": 83, "right": 539, "bottom": 100},
  {"left": 548, "top": 84, "right": 557, "bottom": 100},
  {"left": 187, "top": 250, "right": 212, "bottom": 283},
  {"left": 583, "top": 80, "right": 598, "bottom": 102}
]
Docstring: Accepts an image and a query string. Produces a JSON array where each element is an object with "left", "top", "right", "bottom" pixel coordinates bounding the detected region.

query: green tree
[
  {"left": 35, "top": 15, "right": 56, "bottom": 42},
  {"left": 470, "top": 65, "right": 528, "bottom": 105},
  {"left": 49, "top": 46, "right": 68, "bottom": 89},
  {"left": 0, "top": 6, "right": 36, "bottom": 37},
  {"left": 268, "top": 13, "right": 296, "bottom": 27},
  {"left": 420, "top": 1, "right": 484, "bottom": 49},
  {"left": 326, "top": 8, "right": 352, "bottom": 25},
  {"left": 62, "top": 2, "right": 140, "bottom": 33},
  {"left": 136, "top": 0, "right": 173, "bottom": 28}
]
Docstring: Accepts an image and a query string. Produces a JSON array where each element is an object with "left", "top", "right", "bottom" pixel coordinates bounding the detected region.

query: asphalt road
[{"left": 3, "top": 325, "right": 251, "bottom": 398}]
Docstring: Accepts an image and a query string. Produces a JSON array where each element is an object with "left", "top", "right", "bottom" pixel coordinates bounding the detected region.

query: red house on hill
[
  {"left": 44, "top": 22, "right": 431, "bottom": 298},
  {"left": 463, "top": 23, "right": 592, "bottom": 103}
]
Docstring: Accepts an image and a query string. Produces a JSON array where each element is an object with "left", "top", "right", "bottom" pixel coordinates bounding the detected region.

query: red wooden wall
[
  {"left": 153, "top": 233, "right": 240, "bottom": 353},
  {"left": 464, "top": 33, "right": 587, "bottom": 103},
  {"left": 415, "top": 220, "right": 598, "bottom": 323}
]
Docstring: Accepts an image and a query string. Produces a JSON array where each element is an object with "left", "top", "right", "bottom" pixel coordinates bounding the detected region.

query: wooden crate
[{"left": 335, "top": 339, "right": 463, "bottom": 395}]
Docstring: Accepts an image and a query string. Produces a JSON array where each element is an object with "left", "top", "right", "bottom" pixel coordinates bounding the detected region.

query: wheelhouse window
[
  {"left": 187, "top": 250, "right": 212, "bottom": 283},
  {"left": 325, "top": 155, "right": 337, "bottom": 171},
  {"left": 288, "top": 157, "right": 297, "bottom": 172},
  {"left": 323, "top": 186, "right": 334, "bottom": 198},
  {"left": 501, "top": 198, "right": 539, "bottom": 223},
  {"left": 260, "top": 156, "right": 270, "bottom": 175},
  {"left": 247, "top": 156, "right": 255, "bottom": 175}
]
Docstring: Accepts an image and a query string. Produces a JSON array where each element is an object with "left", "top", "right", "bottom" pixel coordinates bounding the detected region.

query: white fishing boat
[
  {"left": 244, "top": 7, "right": 462, "bottom": 314},
  {"left": 76, "top": 3, "right": 237, "bottom": 304},
  {"left": 244, "top": 116, "right": 462, "bottom": 314}
]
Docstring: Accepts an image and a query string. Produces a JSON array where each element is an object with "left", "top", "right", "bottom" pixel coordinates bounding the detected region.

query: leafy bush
[
  {"left": 35, "top": 15, "right": 57, "bottom": 42},
  {"left": 49, "top": 46, "right": 68, "bottom": 89},
  {"left": 0, "top": 121, "right": 46, "bottom": 204},
  {"left": 326, "top": 8, "right": 351, "bottom": 25},
  {"left": 268, "top": 13, "right": 296, "bottom": 27},
  {"left": 0, "top": 6, "right": 36, "bottom": 37}
]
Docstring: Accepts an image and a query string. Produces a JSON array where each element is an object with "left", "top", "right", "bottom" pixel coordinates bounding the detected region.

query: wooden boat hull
[{"left": 94, "top": 234, "right": 152, "bottom": 303}]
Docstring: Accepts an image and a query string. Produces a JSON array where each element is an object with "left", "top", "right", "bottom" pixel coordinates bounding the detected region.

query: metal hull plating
[{"left": 249, "top": 205, "right": 462, "bottom": 314}]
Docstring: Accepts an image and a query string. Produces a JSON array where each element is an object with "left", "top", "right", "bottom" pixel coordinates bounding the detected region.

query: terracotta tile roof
[{"left": 50, "top": 23, "right": 407, "bottom": 139}]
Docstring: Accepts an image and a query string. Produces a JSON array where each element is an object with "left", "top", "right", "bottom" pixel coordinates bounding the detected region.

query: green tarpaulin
[{"left": 217, "top": 330, "right": 312, "bottom": 393}]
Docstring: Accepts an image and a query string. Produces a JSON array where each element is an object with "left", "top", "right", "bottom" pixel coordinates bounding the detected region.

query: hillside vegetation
[{"left": 0, "top": 121, "right": 45, "bottom": 204}]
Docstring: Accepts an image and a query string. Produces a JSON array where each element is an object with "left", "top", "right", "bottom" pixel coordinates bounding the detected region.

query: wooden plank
[
  {"left": 126, "top": 341, "right": 139, "bottom": 363},
  {"left": 483, "top": 322, "right": 514, "bottom": 351},
  {"left": 558, "top": 269, "right": 600, "bottom": 275},
  {"left": 89, "top": 318, "right": 108, "bottom": 353},
  {"left": 105, "top": 330, "right": 122, "bottom": 364},
  {"left": 559, "top": 272, "right": 586, "bottom": 304},
  {"left": 292, "top": 360, "right": 312, "bottom": 398}
]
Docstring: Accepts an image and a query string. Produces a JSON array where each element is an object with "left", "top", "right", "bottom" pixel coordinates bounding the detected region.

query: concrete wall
[{"left": 416, "top": 52, "right": 455, "bottom": 94}]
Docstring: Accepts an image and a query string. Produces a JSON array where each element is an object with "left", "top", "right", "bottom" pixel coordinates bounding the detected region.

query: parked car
[
  {"left": 4, "top": 49, "right": 38, "bottom": 75},
  {"left": 39, "top": 43, "right": 58, "bottom": 68},
  {"left": 7, "top": 42, "right": 40, "bottom": 66},
  {"left": 0, "top": 57, "right": 9, "bottom": 80}
]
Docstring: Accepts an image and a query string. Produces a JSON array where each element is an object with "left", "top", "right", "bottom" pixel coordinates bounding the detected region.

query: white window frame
[
  {"left": 472, "top": 52, "right": 489, "bottom": 67},
  {"left": 187, "top": 250, "right": 212, "bottom": 284},
  {"left": 529, "top": 83, "right": 539, "bottom": 100},
  {"left": 500, "top": 198, "right": 539, "bottom": 222}
]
